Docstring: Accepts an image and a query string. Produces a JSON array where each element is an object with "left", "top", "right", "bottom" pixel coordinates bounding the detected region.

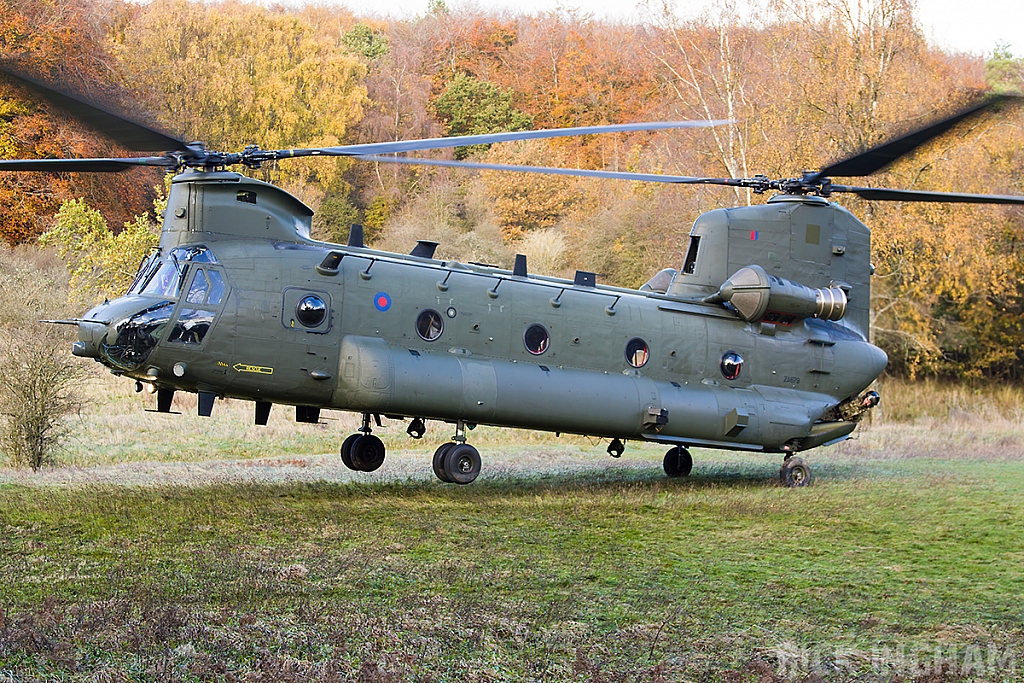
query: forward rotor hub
[
  {"left": 165, "top": 143, "right": 274, "bottom": 173},
  {"left": 737, "top": 173, "right": 835, "bottom": 197}
]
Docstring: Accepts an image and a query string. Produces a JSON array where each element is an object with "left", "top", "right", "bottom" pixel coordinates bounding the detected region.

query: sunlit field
[{"left": 2, "top": 374, "right": 1024, "bottom": 681}]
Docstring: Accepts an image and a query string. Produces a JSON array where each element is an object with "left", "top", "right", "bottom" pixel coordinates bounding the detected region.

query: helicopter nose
[
  {"left": 73, "top": 302, "right": 115, "bottom": 359},
  {"left": 70, "top": 296, "right": 168, "bottom": 368},
  {"left": 73, "top": 320, "right": 108, "bottom": 358},
  {"left": 72, "top": 341, "right": 95, "bottom": 358}
]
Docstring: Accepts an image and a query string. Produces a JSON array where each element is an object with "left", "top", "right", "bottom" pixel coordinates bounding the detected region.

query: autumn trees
[
  {"left": 1, "top": 0, "right": 1023, "bottom": 379},
  {"left": 635, "top": 0, "right": 1024, "bottom": 377},
  {"left": 0, "top": 0, "right": 155, "bottom": 244},
  {"left": 113, "top": 0, "right": 369, "bottom": 230}
]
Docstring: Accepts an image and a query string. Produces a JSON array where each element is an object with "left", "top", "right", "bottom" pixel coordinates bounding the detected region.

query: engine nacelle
[{"left": 714, "top": 264, "right": 847, "bottom": 323}]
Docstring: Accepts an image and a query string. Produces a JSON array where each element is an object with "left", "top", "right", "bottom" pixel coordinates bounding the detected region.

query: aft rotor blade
[
  {"left": 833, "top": 185, "right": 1024, "bottom": 204},
  {"left": 811, "top": 95, "right": 1019, "bottom": 181},
  {"left": 272, "top": 120, "right": 731, "bottom": 159},
  {"left": 357, "top": 154, "right": 742, "bottom": 186},
  {"left": 0, "top": 157, "right": 177, "bottom": 172},
  {"left": 0, "top": 62, "right": 188, "bottom": 153}
]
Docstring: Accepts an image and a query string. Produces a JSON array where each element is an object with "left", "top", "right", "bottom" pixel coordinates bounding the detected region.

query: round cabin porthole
[
  {"left": 524, "top": 323, "right": 550, "bottom": 355},
  {"left": 296, "top": 295, "right": 327, "bottom": 328},
  {"left": 720, "top": 351, "right": 744, "bottom": 380},
  {"left": 416, "top": 309, "right": 444, "bottom": 341},
  {"left": 625, "top": 337, "right": 650, "bottom": 368}
]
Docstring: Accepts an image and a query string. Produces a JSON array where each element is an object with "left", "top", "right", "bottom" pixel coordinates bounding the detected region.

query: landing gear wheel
[
  {"left": 780, "top": 456, "right": 812, "bottom": 487},
  {"left": 340, "top": 433, "right": 361, "bottom": 470},
  {"left": 433, "top": 442, "right": 456, "bottom": 482},
  {"left": 350, "top": 434, "right": 386, "bottom": 472},
  {"left": 663, "top": 446, "right": 693, "bottom": 478},
  {"left": 443, "top": 444, "right": 481, "bottom": 485}
]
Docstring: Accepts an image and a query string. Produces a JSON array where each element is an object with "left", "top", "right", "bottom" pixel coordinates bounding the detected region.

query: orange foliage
[
  {"left": 421, "top": 12, "right": 663, "bottom": 170},
  {"left": 0, "top": 0, "right": 154, "bottom": 245}
]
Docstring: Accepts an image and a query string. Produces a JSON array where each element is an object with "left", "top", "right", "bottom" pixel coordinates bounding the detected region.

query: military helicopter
[{"left": 2, "top": 64, "right": 1022, "bottom": 487}]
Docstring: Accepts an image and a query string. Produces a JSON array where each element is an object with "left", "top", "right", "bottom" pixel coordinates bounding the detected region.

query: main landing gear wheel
[
  {"left": 443, "top": 443, "right": 481, "bottom": 485},
  {"left": 663, "top": 446, "right": 693, "bottom": 478},
  {"left": 780, "top": 456, "right": 812, "bottom": 487},
  {"left": 340, "top": 433, "right": 361, "bottom": 470},
  {"left": 433, "top": 442, "right": 456, "bottom": 483},
  {"left": 349, "top": 434, "right": 386, "bottom": 472}
]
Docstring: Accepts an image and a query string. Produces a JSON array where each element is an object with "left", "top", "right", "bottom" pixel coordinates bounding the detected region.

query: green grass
[
  {"left": 4, "top": 372, "right": 1024, "bottom": 680},
  {"left": 3, "top": 455, "right": 1024, "bottom": 681}
]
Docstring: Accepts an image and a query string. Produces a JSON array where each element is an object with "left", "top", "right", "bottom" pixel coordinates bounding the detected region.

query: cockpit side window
[
  {"left": 185, "top": 269, "right": 209, "bottom": 304},
  {"left": 182, "top": 267, "right": 227, "bottom": 307},
  {"left": 167, "top": 308, "right": 216, "bottom": 345},
  {"left": 207, "top": 271, "right": 225, "bottom": 305},
  {"left": 166, "top": 266, "right": 228, "bottom": 347}
]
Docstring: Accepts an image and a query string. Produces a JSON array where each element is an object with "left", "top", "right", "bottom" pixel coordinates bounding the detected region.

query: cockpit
[{"left": 81, "top": 246, "right": 226, "bottom": 372}]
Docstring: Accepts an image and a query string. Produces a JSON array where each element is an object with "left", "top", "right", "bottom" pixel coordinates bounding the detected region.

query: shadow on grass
[
  {"left": 0, "top": 455, "right": 905, "bottom": 509},
  {"left": 147, "top": 456, "right": 892, "bottom": 503}
]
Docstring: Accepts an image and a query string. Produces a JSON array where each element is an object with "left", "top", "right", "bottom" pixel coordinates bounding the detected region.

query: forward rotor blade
[
  {"left": 0, "top": 62, "right": 188, "bottom": 153},
  {"left": 0, "top": 157, "right": 177, "bottom": 172},
  {"left": 357, "top": 154, "right": 741, "bottom": 186},
  {"left": 833, "top": 185, "right": 1024, "bottom": 204},
  {"left": 812, "top": 95, "right": 1019, "bottom": 180},
  {"left": 272, "top": 120, "right": 731, "bottom": 159}
]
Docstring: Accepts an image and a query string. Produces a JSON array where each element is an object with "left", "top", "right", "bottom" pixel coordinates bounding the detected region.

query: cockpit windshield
[
  {"left": 127, "top": 252, "right": 159, "bottom": 294},
  {"left": 128, "top": 246, "right": 219, "bottom": 298},
  {"left": 139, "top": 260, "right": 183, "bottom": 297}
]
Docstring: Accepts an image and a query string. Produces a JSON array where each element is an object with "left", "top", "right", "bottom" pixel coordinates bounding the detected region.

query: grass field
[{"left": 2, "top": 376, "right": 1024, "bottom": 681}]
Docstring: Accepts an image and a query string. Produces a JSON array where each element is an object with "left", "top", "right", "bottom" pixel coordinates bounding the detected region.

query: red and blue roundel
[{"left": 374, "top": 292, "right": 392, "bottom": 312}]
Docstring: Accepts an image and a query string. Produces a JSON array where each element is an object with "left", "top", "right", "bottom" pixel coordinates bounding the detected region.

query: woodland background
[{"left": 1, "top": 0, "right": 1023, "bottom": 380}]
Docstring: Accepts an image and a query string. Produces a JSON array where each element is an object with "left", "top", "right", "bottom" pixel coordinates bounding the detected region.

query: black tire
[
  {"left": 663, "top": 446, "right": 693, "bottom": 478},
  {"left": 443, "top": 443, "right": 481, "bottom": 485},
  {"left": 350, "top": 434, "right": 386, "bottom": 472},
  {"left": 340, "top": 433, "right": 361, "bottom": 471},
  {"left": 432, "top": 442, "right": 456, "bottom": 482},
  {"left": 780, "top": 456, "right": 812, "bottom": 487}
]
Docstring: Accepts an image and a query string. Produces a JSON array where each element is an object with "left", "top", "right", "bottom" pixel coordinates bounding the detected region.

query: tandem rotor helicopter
[{"left": 2, "top": 63, "right": 1022, "bottom": 486}]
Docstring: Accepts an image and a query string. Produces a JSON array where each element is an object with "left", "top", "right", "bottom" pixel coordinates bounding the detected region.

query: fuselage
[{"left": 74, "top": 170, "right": 887, "bottom": 454}]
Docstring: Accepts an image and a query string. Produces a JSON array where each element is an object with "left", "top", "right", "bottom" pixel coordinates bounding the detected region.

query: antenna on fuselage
[
  {"left": 513, "top": 254, "right": 527, "bottom": 277},
  {"left": 411, "top": 240, "right": 439, "bottom": 259},
  {"left": 348, "top": 224, "right": 364, "bottom": 248}
]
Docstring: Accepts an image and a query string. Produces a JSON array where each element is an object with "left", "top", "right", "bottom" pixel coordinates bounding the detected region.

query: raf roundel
[{"left": 374, "top": 292, "right": 392, "bottom": 312}]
